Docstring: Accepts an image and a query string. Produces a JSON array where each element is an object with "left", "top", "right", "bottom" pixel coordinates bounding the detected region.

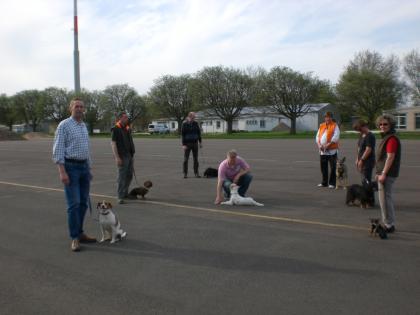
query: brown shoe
[
  {"left": 71, "top": 239, "right": 81, "bottom": 252},
  {"left": 79, "top": 234, "right": 97, "bottom": 243}
]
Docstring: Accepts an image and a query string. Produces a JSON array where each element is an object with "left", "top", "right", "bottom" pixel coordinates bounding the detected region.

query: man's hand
[
  {"left": 357, "top": 159, "right": 363, "bottom": 171},
  {"left": 233, "top": 174, "right": 241, "bottom": 184},
  {"left": 378, "top": 173, "right": 386, "bottom": 184},
  {"left": 199, "top": 143, "right": 203, "bottom": 149},
  {"left": 60, "top": 171, "right": 70, "bottom": 185},
  {"left": 215, "top": 196, "right": 223, "bottom": 205},
  {"left": 182, "top": 145, "right": 187, "bottom": 150},
  {"left": 116, "top": 157, "right": 123, "bottom": 166}
]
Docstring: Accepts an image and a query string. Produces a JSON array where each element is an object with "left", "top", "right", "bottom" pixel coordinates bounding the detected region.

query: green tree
[
  {"left": 13, "top": 90, "right": 46, "bottom": 132},
  {"left": 403, "top": 49, "right": 420, "bottom": 106},
  {"left": 195, "top": 66, "right": 253, "bottom": 134},
  {"left": 336, "top": 50, "right": 402, "bottom": 127},
  {"left": 0, "top": 94, "right": 20, "bottom": 131},
  {"left": 149, "top": 74, "right": 195, "bottom": 134},
  {"left": 263, "top": 66, "right": 323, "bottom": 134}
]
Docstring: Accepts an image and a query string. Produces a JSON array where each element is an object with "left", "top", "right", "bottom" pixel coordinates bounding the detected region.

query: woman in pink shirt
[{"left": 215, "top": 149, "right": 253, "bottom": 205}]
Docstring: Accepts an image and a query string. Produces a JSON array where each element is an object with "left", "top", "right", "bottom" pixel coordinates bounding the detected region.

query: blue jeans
[
  {"left": 64, "top": 161, "right": 91, "bottom": 240},
  {"left": 223, "top": 173, "right": 253, "bottom": 198}
]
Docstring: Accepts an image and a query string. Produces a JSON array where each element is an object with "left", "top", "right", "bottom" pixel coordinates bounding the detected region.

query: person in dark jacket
[
  {"left": 181, "top": 112, "right": 202, "bottom": 178},
  {"left": 375, "top": 114, "right": 401, "bottom": 233},
  {"left": 111, "top": 112, "right": 136, "bottom": 204},
  {"left": 353, "top": 119, "right": 376, "bottom": 183}
]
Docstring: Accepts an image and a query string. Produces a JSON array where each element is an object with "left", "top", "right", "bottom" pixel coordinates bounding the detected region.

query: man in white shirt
[
  {"left": 53, "top": 98, "right": 96, "bottom": 252},
  {"left": 315, "top": 112, "right": 340, "bottom": 188}
]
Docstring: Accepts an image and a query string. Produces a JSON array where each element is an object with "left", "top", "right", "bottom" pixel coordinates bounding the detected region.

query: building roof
[
  {"left": 385, "top": 106, "right": 420, "bottom": 113},
  {"left": 196, "top": 103, "right": 331, "bottom": 120}
]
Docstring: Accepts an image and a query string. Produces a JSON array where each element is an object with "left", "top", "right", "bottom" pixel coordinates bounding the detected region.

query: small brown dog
[
  {"left": 369, "top": 218, "right": 387, "bottom": 239},
  {"left": 128, "top": 180, "right": 153, "bottom": 199}
]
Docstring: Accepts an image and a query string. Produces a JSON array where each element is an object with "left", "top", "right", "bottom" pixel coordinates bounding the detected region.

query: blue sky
[{"left": 0, "top": 0, "right": 419, "bottom": 95}]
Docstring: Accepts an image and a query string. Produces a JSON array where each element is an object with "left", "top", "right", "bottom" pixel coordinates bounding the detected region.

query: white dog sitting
[
  {"left": 97, "top": 201, "right": 127, "bottom": 244},
  {"left": 221, "top": 183, "right": 264, "bottom": 206}
]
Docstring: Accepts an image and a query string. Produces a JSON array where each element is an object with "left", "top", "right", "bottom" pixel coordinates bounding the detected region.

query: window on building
[
  {"left": 260, "top": 120, "right": 266, "bottom": 128},
  {"left": 395, "top": 114, "right": 406, "bottom": 129},
  {"left": 171, "top": 122, "right": 175, "bottom": 129},
  {"left": 415, "top": 113, "right": 420, "bottom": 129},
  {"left": 216, "top": 121, "right": 221, "bottom": 129}
]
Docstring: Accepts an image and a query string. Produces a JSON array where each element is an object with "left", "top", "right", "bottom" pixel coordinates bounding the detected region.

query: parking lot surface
[{"left": 1, "top": 138, "right": 419, "bottom": 315}]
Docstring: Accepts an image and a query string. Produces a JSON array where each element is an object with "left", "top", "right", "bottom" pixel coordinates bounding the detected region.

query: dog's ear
[
  {"left": 342, "top": 157, "right": 346, "bottom": 163},
  {"left": 97, "top": 202, "right": 101, "bottom": 209},
  {"left": 107, "top": 202, "right": 113, "bottom": 209}
]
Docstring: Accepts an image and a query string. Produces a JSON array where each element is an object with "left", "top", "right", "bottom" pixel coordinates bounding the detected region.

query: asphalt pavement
[{"left": 0, "top": 138, "right": 419, "bottom": 315}]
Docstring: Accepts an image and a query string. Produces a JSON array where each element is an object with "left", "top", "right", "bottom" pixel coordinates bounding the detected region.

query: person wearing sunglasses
[{"left": 375, "top": 114, "right": 401, "bottom": 233}]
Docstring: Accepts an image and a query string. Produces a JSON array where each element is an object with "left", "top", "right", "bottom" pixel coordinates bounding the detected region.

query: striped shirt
[{"left": 52, "top": 117, "right": 91, "bottom": 165}]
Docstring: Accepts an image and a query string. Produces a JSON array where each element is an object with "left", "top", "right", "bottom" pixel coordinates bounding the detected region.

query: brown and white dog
[
  {"left": 97, "top": 201, "right": 127, "bottom": 243},
  {"left": 221, "top": 183, "right": 264, "bottom": 206},
  {"left": 128, "top": 180, "right": 153, "bottom": 200}
]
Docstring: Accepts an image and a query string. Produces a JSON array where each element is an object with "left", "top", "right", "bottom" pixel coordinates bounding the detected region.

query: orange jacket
[
  {"left": 115, "top": 121, "right": 130, "bottom": 131},
  {"left": 317, "top": 122, "right": 338, "bottom": 149}
]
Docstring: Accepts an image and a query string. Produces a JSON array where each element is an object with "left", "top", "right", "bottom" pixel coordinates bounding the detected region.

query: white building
[
  {"left": 385, "top": 106, "right": 420, "bottom": 131},
  {"left": 151, "top": 103, "right": 338, "bottom": 133}
]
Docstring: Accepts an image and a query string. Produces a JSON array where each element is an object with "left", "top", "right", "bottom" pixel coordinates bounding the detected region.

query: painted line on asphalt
[{"left": 0, "top": 179, "right": 367, "bottom": 231}]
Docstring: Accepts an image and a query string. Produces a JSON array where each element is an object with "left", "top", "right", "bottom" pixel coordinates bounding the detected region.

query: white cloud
[{"left": 1, "top": 0, "right": 419, "bottom": 95}]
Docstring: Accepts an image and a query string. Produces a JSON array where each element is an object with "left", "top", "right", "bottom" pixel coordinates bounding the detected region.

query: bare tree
[
  {"left": 403, "top": 49, "right": 420, "bottom": 105},
  {"left": 78, "top": 89, "right": 105, "bottom": 134},
  {"left": 149, "top": 74, "right": 195, "bottom": 134},
  {"left": 264, "top": 66, "right": 323, "bottom": 134},
  {"left": 43, "top": 87, "right": 72, "bottom": 123},
  {"left": 101, "top": 84, "right": 146, "bottom": 124},
  {"left": 195, "top": 66, "right": 253, "bottom": 133}
]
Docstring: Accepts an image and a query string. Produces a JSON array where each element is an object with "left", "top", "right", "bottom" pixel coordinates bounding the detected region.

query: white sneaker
[
  {"left": 317, "top": 183, "right": 326, "bottom": 187},
  {"left": 328, "top": 185, "right": 335, "bottom": 189}
]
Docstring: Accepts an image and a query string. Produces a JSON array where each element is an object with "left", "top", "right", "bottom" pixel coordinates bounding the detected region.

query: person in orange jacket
[{"left": 315, "top": 112, "right": 340, "bottom": 188}]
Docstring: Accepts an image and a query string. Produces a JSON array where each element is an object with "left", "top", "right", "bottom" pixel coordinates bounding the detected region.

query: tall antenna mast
[{"left": 73, "top": 0, "right": 81, "bottom": 94}]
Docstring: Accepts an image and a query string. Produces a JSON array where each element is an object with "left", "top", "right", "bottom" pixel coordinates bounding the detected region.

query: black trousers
[
  {"left": 320, "top": 153, "right": 337, "bottom": 186},
  {"left": 361, "top": 164, "right": 374, "bottom": 183},
  {"left": 183, "top": 143, "right": 199, "bottom": 175}
]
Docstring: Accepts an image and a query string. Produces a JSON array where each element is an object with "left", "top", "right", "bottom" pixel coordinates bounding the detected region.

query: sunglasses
[{"left": 379, "top": 123, "right": 389, "bottom": 126}]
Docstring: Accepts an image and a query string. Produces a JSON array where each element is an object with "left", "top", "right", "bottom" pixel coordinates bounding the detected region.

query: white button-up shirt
[{"left": 52, "top": 117, "right": 91, "bottom": 165}]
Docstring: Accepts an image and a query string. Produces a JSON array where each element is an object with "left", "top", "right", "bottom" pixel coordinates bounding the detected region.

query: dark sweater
[
  {"left": 376, "top": 132, "right": 401, "bottom": 178},
  {"left": 181, "top": 120, "right": 202, "bottom": 146},
  {"left": 111, "top": 124, "right": 135, "bottom": 158}
]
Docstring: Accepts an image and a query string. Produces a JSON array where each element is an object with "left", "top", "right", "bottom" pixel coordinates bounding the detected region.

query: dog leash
[
  {"left": 132, "top": 164, "right": 140, "bottom": 186},
  {"left": 88, "top": 195, "right": 99, "bottom": 222}
]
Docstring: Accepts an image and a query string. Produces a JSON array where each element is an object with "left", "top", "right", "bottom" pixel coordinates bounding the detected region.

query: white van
[{"left": 148, "top": 124, "right": 170, "bottom": 134}]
